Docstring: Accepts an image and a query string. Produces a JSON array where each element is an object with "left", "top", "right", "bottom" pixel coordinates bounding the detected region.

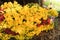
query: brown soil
[{"left": 30, "top": 29, "right": 60, "bottom": 40}]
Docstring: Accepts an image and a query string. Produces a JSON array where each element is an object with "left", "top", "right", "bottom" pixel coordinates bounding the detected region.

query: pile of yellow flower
[{"left": 0, "top": 1, "right": 58, "bottom": 40}]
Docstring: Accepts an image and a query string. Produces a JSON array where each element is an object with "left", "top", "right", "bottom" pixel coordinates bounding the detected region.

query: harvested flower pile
[{"left": 0, "top": 1, "right": 58, "bottom": 40}]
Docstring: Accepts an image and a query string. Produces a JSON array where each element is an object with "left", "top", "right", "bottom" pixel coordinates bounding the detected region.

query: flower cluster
[
  {"left": 48, "top": 9, "right": 58, "bottom": 17},
  {"left": 0, "top": 1, "right": 58, "bottom": 40}
]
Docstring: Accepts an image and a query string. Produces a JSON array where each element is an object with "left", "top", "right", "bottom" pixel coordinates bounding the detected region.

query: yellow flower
[
  {"left": 7, "top": 2, "right": 13, "bottom": 8},
  {"left": 1, "top": 2, "right": 8, "bottom": 8},
  {"left": 48, "top": 9, "right": 58, "bottom": 17},
  {"left": 0, "top": 2, "right": 57, "bottom": 40}
]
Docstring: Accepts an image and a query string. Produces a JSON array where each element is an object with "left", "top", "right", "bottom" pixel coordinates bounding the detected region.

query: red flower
[
  {"left": 42, "top": 20, "right": 46, "bottom": 25},
  {"left": 0, "top": 14, "right": 5, "bottom": 22},
  {"left": 46, "top": 18, "right": 50, "bottom": 24},
  {"left": 36, "top": 24, "right": 42, "bottom": 27},
  {"left": 41, "top": 18, "right": 51, "bottom": 25},
  {"left": 0, "top": 8, "right": 5, "bottom": 22},
  {"left": 3, "top": 28, "right": 19, "bottom": 36}
]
